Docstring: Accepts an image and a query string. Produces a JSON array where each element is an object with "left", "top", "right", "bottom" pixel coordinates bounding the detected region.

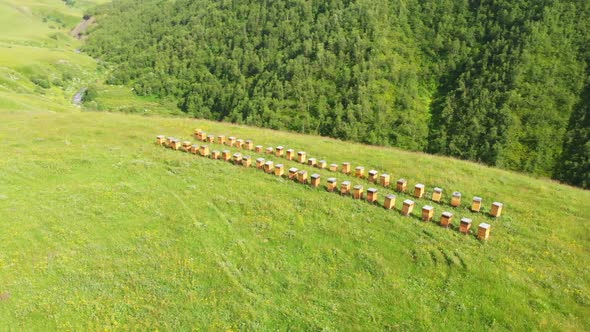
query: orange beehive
[
  {"left": 440, "top": 212, "right": 453, "bottom": 228},
  {"left": 211, "top": 150, "right": 220, "bottom": 159},
  {"left": 342, "top": 162, "right": 351, "bottom": 174},
  {"left": 478, "top": 223, "right": 491, "bottom": 240},
  {"left": 207, "top": 135, "right": 215, "bottom": 143},
  {"left": 288, "top": 167, "right": 298, "bottom": 180},
  {"left": 227, "top": 136, "right": 236, "bottom": 147},
  {"left": 310, "top": 174, "right": 321, "bottom": 187},
  {"left": 190, "top": 144, "right": 199, "bottom": 154},
  {"left": 414, "top": 183, "right": 425, "bottom": 198},
  {"left": 368, "top": 170, "right": 378, "bottom": 183},
  {"left": 255, "top": 145, "right": 264, "bottom": 153},
  {"left": 274, "top": 164, "right": 285, "bottom": 177},
  {"left": 275, "top": 146, "right": 284, "bottom": 157},
  {"left": 491, "top": 202, "right": 503, "bottom": 217},
  {"left": 367, "top": 188, "right": 378, "bottom": 203},
  {"left": 242, "top": 155, "right": 252, "bottom": 167},
  {"left": 199, "top": 145, "right": 210, "bottom": 157},
  {"left": 255, "top": 158, "right": 266, "bottom": 169},
  {"left": 317, "top": 160, "right": 327, "bottom": 169},
  {"left": 340, "top": 181, "right": 352, "bottom": 195},
  {"left": 432, "top": 187, "right": 443, "bottom": 203},
  {"left": 156, "top": 135, "right": 166, "bottom": 145},
  {"left": 459, "top": 218, "right": 472, "bottom": 234},
  {"left": 355, "top": 166, "right": 365, "bottom": 178},
  {"left": 402, "top": 199, "right": 415, "bottom": 216},
  {"left": 217, "top": 135, "right": 226, "bottom": 145},
  {"left": 199, "top": 132, "right": 207, "bottom": 142},
  {"left": 329, "top": 164, "right": 338, "bottom": 172},
  {"left": 297, "top": 151, "right": 307, "bottom": 163},
  {"left": 471, "top": 196, "right": 482, "bottom": 212},
  {"left": 245, "top": 140, "right": 254, "bottom": 150},
  {"left": 264, "top": 161, "right": 274, "bottom": 174},
  {"left": 182, "top": 141, "right": 192, "bottom": 152},
  {"left": 194, "top": 129, "right": 202, "bottom": 138},
  {"left": 384, "top": 194, "right": 396, "bottom": 209},
  {"left": 421, "top": 205, "right": 434, "bottom": 221},
  {"left": 380, "top": 174, "right": 391, "bottom": 187},
  {"left": 232, "top": 153, "right": 242, "bottom": 165},
  {"left": 297, "top": 170, "right": 308, "bottom": 184},
  {"left": 396, "top": 179, "right": 407, "bottom": 192},
  {"left": 221, "top": 150, "right": 231, "bottom": 161},
  {"left": 286, "top": 149, "right": 295, "bottom": 160},
  {"left": 451, "top": 192, "right": 462, "bottom": 207},
  {"left": 266, "top": 147, "right": 274, "bottom": 154},
  {"left": 171, "top": 139, "right": 181, "bottom": 150},
  {"left": 236, "top": 139, "right": 244, "bottom": 149},
  {"left": 327, "top": 177, "right": 338, "bottom": 192},
  {"left": 308, "top": 158, "right": 317, "bottom": 167},
  {"left": 353, "top": 185, "right": 364, "bottom": 199}
]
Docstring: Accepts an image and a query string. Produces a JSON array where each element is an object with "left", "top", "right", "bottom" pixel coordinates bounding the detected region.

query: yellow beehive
[
  {"left": 297, "top": 151, "right": 307, "bottom": 164},
  {"left": 440, "top": 212, "right": 453, "bottom": 228},
  {"left": 207, "top": 135, "right": 215, "bottom": 143},
  {"left": 317, "top": 160, "right": 327, "bottom": 169},
  {"left": 491, "top": 202, "right": 503, "bottom": 217},
  {"left": 384, "top": 194, "right": 396, "bottom": 209},
  {"left": 380, "top": 174, "right": 391, "bottom": 187},
  {"left": 353, "top": 185, "right": 364, "bottom": 200},
  {"left": 367, "top": 188, "right": 378, "bottom": 203},
  {"left": 211, "top": 150, "right": 220, "bottom": 159},
  {"left": 326, "top": 178, "right": 338, "bottom": 192},
  {"left": 221, "top": 150, "right": 231, "bottom": 161},
  {"left": 340, "top": 181, "right": 352, "bottom": 195},
  {"left": 232, "top": 153, "right": 242, "bottom": 165},
  {"left": 396, "top": 179, "right": 407, "bottom": 192},
  {"left": 236, "top": 139, "right": 244, "bottom": 149},
  {"left": 308, "top": 158, "right": 317, "bottom": 167},
  {"left": 402, "top": 199, "right": 415, "bottom": 216},
  {"left": 165, "top": 136, "right": 174, "bottom": 147},
  {"left": 471, "top": 196, "right": 482, "bottom": 212},
  {"left": 199, "top": 132, "right": 207, "bottom": 142},
  {"left": 286, "top": 149, "right": 295, "bottom": 160},
  {"left": 245, "top": 140, "right": 254, "bottom": 150},
  {"left": 274, "top": 164, "right": 285, "bottom": 177},
  {"left": 478, "top": 223, "right": 491, "bottom": 240},
  {"left": 368, "top": 170, "right": 378, "bottom": 183},
  {"left": 275, "top": 146, "right": 284, "bottom": 157},
  {"left": 255, "top": 145, "right": 264, "bottom": 153},
  {"left": 451, "top": 192, "right": 462, "bottom": 207},
  {"left": 217, "top": 135, "right": 226, "bottom": 145},
  {"left": 355, "top": 166, "right": 365, "bottom": 178},
  {"left": 199, "top": 145, "right": 210, "bottom": 157},
  {"left": 342, "top": 162, "right": 351, "bottom": 174},
  {"left": 182, "top": 141, "right": 192, "bottom": 152},
  {"left": 310, "top": 174, "right": 321, "bottom": 187},
  {"left": 242, "top": 155, "right": 252, "bottom": 167},
  {"left": 256, "top": 158, "right": 266, "bottom": 169},
  {"left": 228, "top": 136, "right": 236, "bottom": 147},
  {"left": 414, "top": 183, "right": 425, "bottom": 198},
  {"left": 190, "top": 144, "right": 200, "bottom": 154},
  {"left": 266, "top": 147, "right": 274, "bottom": 155},
  {"left": 194, "top": 129, "right": 202, "bottom": 138},
  {"left": 288, "top": 167, "right": 299, "bottom": 180},
  {"left": 459, "top": 218, "right": 472, "bottom": 234},
  {"left": 329, "top": 164, "right": 338, "bottom": 172},
  {"left": 264, "top": 161, "right": 274, "bottom": 174},
  {"left": 171, "top": 139, "right": 182, "bottom": 150},
  {"left": 297, "top": 170, "right": 308, "bottom": 184},
  {"left": 156, "top": 135, "right": 166, "bottom": 145},
  {"left": 421, "top": 205, "right": 434, "bottom": 222},
  {"left": 432, "top": 187, "right": 443, "bottom": 203}
]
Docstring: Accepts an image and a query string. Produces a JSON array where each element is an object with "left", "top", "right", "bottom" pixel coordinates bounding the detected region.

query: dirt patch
[{"left": 70, "top": 16, "right": 96, "bottom": 40}]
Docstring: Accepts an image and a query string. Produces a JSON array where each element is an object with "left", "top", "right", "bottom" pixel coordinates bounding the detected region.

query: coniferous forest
[{"left": 83, "top": 0, "right": 590, "bottom": 188}]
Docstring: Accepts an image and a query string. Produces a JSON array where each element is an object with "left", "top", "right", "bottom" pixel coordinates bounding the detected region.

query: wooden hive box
[
  {"left": 245, "top": 140, "right": 253, "bottom": 150},
  {"left": 288, "top": 167, "right": 299, "bottom": 180},
  {"left": 194, "top": 129, "right": 202, "bottom": 138},
  {"left": 478, "top": 223, "right": 491, "bottom": 240},
  {"left": 342, "top": 162, "right": 351, "bottom": 174},
  {"left": 156, "top": 135, "right": 166, "bottom": 145},
  {"left": 232, "top": 153, "right": 242, "bottom": 165},
  {"left": 432, "top": 187, "right": 443, "bottom": 203},
  {"left": 171, "top": 139, "right": 182, "bottom": 150},
  {"left": 368, "top": 170, "right": 378, "bottom": 183},
  {"left": 182, "top": 141, "right": 192, "bottom": 152},
  {"left": 236, "top": 139, "right": 244, "bottom": 149},
  {"left": 297, "top": 170, "right": 308, "bottom": 184},
  {"left": 355, "top": 166, "right": 365, "bottom": 178},
  {"left": 491, "top": 202, "right": 503, "bottom": 217},
  {"left": 327, "top": 177, "right": 338, "bottom": 192},
  {"left": 275, "top": 146, "right": 284, "bottom": 157},
  {"left": 266, "top": 147, "right": 274, "bottom": 155},
  {"left": 353, "top": 185, "right": 364, "bottom": 200},
  {"left": 165, "top": 136, "right": 174, "bottom": 147},
  {"left": 451, "top": 192, "right": 462, "bottom": 207},
  {"left": 255, "top": 158, "right": 266, "bottom": 169},
  {"left": 199, "top": 132, "right": 207, "bottom": 142},
  {"left": 459, "top": 217, "right": 472, "bottom": 234},
  {"left": 401, "top": 199, "right": 415, "bottom": 216},
  {"left": 286, "top": 149, "right": 295, "bottom": 160},
  {"left": 190, "top": 144, "right": 200, "bottom": 154},
  {"left": 384, "top": 194, "right": 396, "bottom": 209},
  {"left": 211, "top": 150, "right": 220, "bottom": 159},
  {"left": 199, "top": 145, "right": 210, "bottom": 157},
  {"left": 471, "top": 196, "right": 482, "bottom": 212},
  {"left": 310, "top": 173, "right": 321, "bottom": 187},
  {"left": 440, "top": 212, "right": 453, "bottom": 228},
  {"left": 242, "top": 155, "right": 252, "bottom": 167},
  {"left": 297, "top": 151, "right": 307, "bottom": 164},
  {"left": 308, "top": 158, "right": 317, "bottom": 167},
  {"left": 221, "top": 150, "right": 231, "bottom": 161},
  {"left": 255, "top": 145, "right": 264, "bottom": 153},
  {"left": 264, "top": 161, "right": 274, "bottom": 174},
  {"left": 340, "top": 181, "right": 352, "bottom": 195},
  {"left": 228, "top": 136, "right": 237, "bottom": 147},
  {"left": 274, "top": 164, "right": 285, "bottom": 177},
  {"left": 366, "top": 188, "right": 378, "bottom": 203},
  {"left": 217, "top": 135, "right": 226, "bottom": 145},
  {"left": 317, "top": 160, "right": 327, "bottom": 169},
  {"left": 380, "top": 173, "right": 391, "bottom": 187},
  {"left": 421, "top": 205, "right": 434, "bottom": 222},
  {"left": 329, "top": 164, "right": 339, "bottom": 172},
  {"left": 396, "top": 179, "right": 407, "bottom": 192},
  {"left": 207, "top": 135, "right": 215, "bottom": 143},
  {"left": 414, "top": 183, "right": 425, "bottom": 198}
]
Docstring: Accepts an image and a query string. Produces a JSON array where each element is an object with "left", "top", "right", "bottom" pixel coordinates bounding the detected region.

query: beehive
[
  {"left": 190, "top": 144, "right": 199, "bottom": 154},
  {"left": 199, "top": 132, "right": 207, "bottom": 142},
  {"left": 232, "top": 153, "right": 242, "bottom": 165},
  {"left": 165, "top": 137, "right": 174, "bottom": 147},
  {"left": 396, "top": 179, "right": 407, "bottom": 192},
  {"left": 228, "top": 136, "right": 236, "bottom": 147},
  {"left": 353, "top": 185, "right": 364, "bottom": 199},
  {"left": 491, "top": 202, "right": 503, "bottom": 217},
  {"left": 308, "top": 158, "right": 317, "bottom": 167},
  {"left": 236, "top": 139, "right": 244, "bottom": 149},
  {"left": 245, "top": 140, "right": 254, "bottom": 150},
  {"left": 297, "top": 151, "right": 307, "bottom": 164},
  {"left": 355, "top": 166, "right": 365, "bottom": 178},
  {"left": 221, "top": 150, "right": 231, "bottom": 161},
  {"left": 414, "top": 183, "right": 425, "bottom": 198},
  {"left": 342, "top": 162, "right": 351, "bottom": 174},
  {"left": 255, "top": 145, "right": 264, "bottom": 153},
  {"left": 217, "top": 135, "right": 226, "bottom": 145},
  {"left": 367, "top": 188, "right": 378, "bottom": 203},
  {"left": 317, "top": 160, "right": 327, "bottom": 169},
  {"left": 368, "top": 170, "right": 378, "bottom": 183},
  {"left": 211, "top": 150, "right": 220, "bottom": 159},
  {"left": 286, "top": 149, "right": 295, "bottom": 160},
  {"left": 432, "top": 187, "right": 443, "bottom": 203},
  {"left": 275, "top": 146, "right": 284, "bottom": 157},
  {"left": 402, "top": 199, "right": 415, "bottom": 216},
  {"left": 182, "top": 141, "right": 192, "bottom": 152},
  {"left": 471, "top": 196, "right": 482, "bottom": 212},
  {"left": 327, "top": 178, "right": 338, "bottom": 192},
  {"left": 440, "top": 212, "right": 453, "bottom": 228},
  {"left": 207, "top": 135, "right": 215, "bottom": 143},
  {"left": 421, "top": 205, "right": 434, "bottom": 222},
  {"left": 156, "top": 135, "right": 166, "bottom": 145},
  {"left": 274, "top": 164, "right": 285, "bottom": 177},
  {"left": 340, "top": 181, "right": 352, "bottom": 195},
  {"left": 451, "top": 192, "right": 462, "bottom": 207},
  {"left": 380, "top": 174, "right": 391, "bottom": 187},
  {"left": 288, "top": 167, "right": 298, "bottom": 180},
  {"left": 171, "top": 139, "right": 181, "bottom": 150},
  {"left": 264, "top": 161, "right": 274, "bottom": 174},
  {"left": 266, "top": 147, "right": 274, "bottom": 154},
  {"left": 384, "top": 194, "right": 396, "bottom": 209},
  {"left": 256, "top": 158, "right": 266, "bottom": 169},
  {"left": 459, "top": 218, "right": 472, "bottom": 234},
  {"left": 329, "top": 164, "right": 339, "bottom": 172},
  {"left": 199, "top": 145, "right": 210, "bottom": 157},
  {"left": 194, "top": 129, "right": 202, "bottom": 138},
  {"left": 478, "top": 223, "right": 491, "bottom": 240},
  {"left": 310, "top": 174, "right": 321, "bottom": 187},
  {"left": 242, "top": 155, "right": 252, "bottom": 167},
  {"left": 297, "top": 170, "right": 308, "bottom": 184}
]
